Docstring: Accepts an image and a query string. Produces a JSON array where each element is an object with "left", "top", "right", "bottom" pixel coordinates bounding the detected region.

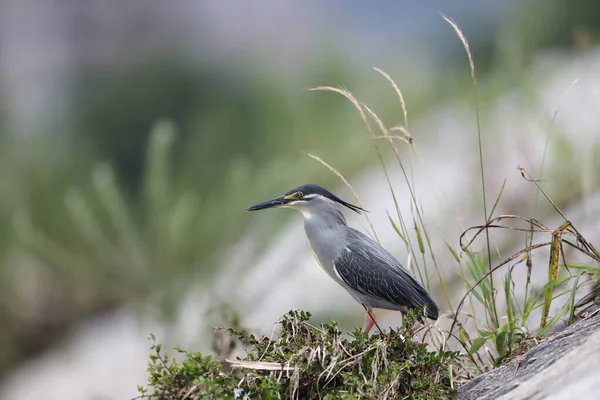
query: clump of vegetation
[{"left": 136, "top": 310, "right": 460, "bottom": 399}]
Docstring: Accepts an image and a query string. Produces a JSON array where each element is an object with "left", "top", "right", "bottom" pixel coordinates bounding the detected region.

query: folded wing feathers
[{"left": 335, "top": 228, "right": 439, "bottom": 319}]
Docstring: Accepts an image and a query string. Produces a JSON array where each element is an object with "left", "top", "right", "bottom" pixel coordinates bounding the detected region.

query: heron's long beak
[{"left": 246, "top": 196, "right": 286, "bottom": 211}]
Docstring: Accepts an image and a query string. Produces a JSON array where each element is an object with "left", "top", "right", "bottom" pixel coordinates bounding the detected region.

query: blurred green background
[{"left": 0, "top": 0, "right": 599, "bottom": 398}]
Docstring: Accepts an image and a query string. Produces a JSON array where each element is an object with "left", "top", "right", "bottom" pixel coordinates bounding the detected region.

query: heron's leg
[
  {"left": 362, "top": 305, "right": 383, "bottom": 334},
  {"left": 363, "top": 312, "right": 375, "bottom": 333}
]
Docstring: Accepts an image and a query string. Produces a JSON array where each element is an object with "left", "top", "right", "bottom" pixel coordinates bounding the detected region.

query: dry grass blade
[
  {"left": 390, "top": 126, "right": 413, "bottom": 144},
  {"left": 309, "top": 86, "right": 376, "bottom": 139},
  {"left": 318, "top": 344, "right": 377, "bottom": 384},
  {"left": 360, "top": 102, "right": 413, "bottom": 161},
  {"left": 181, "top": 386, "right": 198, "bottom": 400},
  {"left": 550, "top": 78, "right": 579, "bottom": 122},
  {"left": 360, "top": 102, "right": 390, "bottom": 137},
  {"left": 518, "top": 166, "right": 569, "bottom": 221},
  {"left": 226, "top": 359, "right": 295, "bottom": 371},
  {"left": 373, "top": 67, "right": 409, "bottom": 129},
  {"left": 459, "top": 215, "right": 550, "bottom": 251},
  {"left": 442, "top": 15, "right": 476, "bottom": 83},
  {"left": 442, "top": 14, "right": 497, "bottom": 327},
  {"left": 373, "top": 135, "right": 412, "bottom": 144}
]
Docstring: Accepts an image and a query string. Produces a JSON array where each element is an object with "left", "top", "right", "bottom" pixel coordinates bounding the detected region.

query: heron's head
[{"left": 246, "top": 184, "right": 367, "bottom": 219}]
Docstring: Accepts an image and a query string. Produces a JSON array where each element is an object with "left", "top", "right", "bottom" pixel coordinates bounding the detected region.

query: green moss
[{"left": 137, "top": 310, "right": 460, "bottom": 399}]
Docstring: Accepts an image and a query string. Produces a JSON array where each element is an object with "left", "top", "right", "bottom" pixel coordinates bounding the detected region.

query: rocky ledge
[{"left": 459, "top": 312, "right": 600, "bottom": 400}]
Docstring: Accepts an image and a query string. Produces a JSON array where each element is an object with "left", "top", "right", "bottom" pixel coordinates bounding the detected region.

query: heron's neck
[
  {"left": 302, "top": 202, "right": 347, "bottom": 230},
  {"left": 303, "top": 204, "right": 348, "bottom": 261}
]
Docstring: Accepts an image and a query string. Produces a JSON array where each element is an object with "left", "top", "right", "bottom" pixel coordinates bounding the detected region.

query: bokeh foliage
[{"left": 0, "top": 56, "right": 392, "bottom": 375}]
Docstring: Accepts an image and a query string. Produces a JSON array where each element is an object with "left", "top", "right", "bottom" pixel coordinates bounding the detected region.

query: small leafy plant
[{"left": 136, "top": 310, "right": 460, "bottom": 400}]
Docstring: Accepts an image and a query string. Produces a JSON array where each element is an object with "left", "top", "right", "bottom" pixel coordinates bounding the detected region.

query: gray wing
[{"left": 334, "top": 228, "right": 439, "bottom": 320}]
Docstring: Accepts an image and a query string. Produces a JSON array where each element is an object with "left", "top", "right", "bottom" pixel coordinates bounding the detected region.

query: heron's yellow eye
[{"left": 285, "top": 191, "right": 304, "bottom": 200}]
